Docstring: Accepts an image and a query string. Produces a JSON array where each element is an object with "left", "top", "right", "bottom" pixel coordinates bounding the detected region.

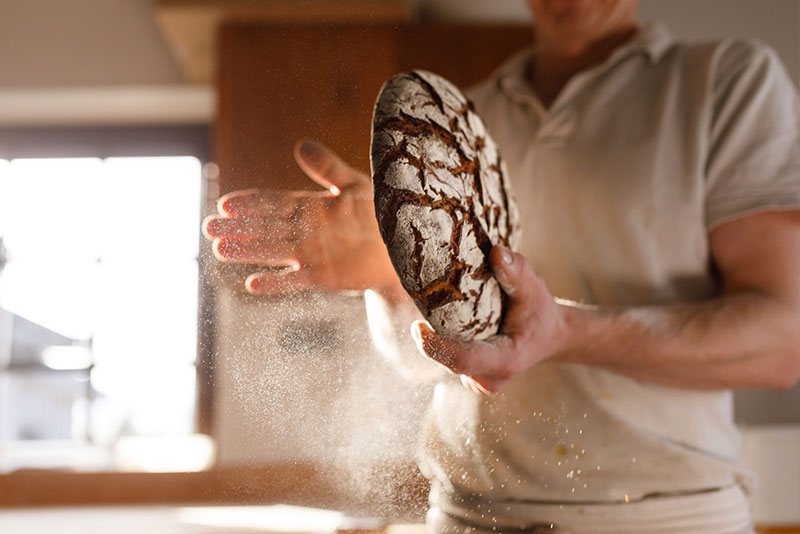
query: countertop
[{"left": 0, "top": 504, "right": 427, "bottom": 534}]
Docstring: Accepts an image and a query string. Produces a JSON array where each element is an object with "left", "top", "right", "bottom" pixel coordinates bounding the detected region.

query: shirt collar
[
  {"left": 628, "top": 21, "right": 674, "bottom": 63},
  {"left": 495, "top": 21, "right": 675, "bottom": 104}
]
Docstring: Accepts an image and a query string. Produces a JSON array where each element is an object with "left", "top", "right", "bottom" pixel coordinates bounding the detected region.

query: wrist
[
  {"left": 550, "top": 298, "right": 593, "bottom": 362},
  {"left": 373, "top": 276, "right": 413, "bottom": 307}
]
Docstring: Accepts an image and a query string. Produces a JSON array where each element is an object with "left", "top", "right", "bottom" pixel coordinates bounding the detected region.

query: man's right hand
[{"left": 202, "top": 140, "right": 402, "bottom": 296}]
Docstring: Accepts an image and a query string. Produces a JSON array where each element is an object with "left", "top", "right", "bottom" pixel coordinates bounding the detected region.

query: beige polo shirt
[{"left": 419, "top": 23, "right": 800, "bottom": 530}]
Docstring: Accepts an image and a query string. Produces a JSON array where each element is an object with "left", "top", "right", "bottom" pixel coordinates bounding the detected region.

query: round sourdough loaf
[{"left": 370, "top": 70, "right": 520, "bottom": 341}]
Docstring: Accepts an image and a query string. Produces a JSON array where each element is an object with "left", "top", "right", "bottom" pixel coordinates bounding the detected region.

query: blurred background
[{"left": 0, "top": 0, "right": 797, "bottom": 531}]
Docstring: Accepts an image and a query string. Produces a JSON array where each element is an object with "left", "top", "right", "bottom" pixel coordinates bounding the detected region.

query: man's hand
[
  {"left": 411, "top": 246, "right": 567, "bottom": 394},
  {"left": 203, "top": 140, "right": 401, "bottom": 295}
]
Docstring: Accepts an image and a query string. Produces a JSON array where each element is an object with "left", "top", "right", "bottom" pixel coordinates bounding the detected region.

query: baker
[{"left": 203, "top": 0, "right": 800, "bottom": 531}]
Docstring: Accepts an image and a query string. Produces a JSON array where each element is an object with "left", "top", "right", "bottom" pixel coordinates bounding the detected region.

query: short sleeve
[{"left": 704, "top": 39, "right": 800, "bottom": 230}]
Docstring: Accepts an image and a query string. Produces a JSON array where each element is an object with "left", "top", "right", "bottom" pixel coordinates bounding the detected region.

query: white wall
[
  {"left": 0, "top": 0, "right": 204, "bottom": 126},
  {"left": 0, "top": 0, "right": 182, "bottom": 88},
  {"left": 639, "top": 0, "right": 800, "bottom": 85}
]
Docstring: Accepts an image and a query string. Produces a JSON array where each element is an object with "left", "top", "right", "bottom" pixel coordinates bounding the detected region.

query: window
[{"left": 0, "top": 128, "right": 214, "bottom": 474}]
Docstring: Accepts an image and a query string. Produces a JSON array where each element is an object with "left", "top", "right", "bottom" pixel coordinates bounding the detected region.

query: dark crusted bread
[{"left": 370, "top": 70, "right": 520, "bottom": 341}]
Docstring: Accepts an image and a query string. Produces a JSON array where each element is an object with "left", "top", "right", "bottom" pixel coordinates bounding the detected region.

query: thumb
[
  {"left": 294, "top": 140, "right": 366, "bottom": 195},
  {"left": 489, "top": 246, "right": 540, "bottom": 330}
]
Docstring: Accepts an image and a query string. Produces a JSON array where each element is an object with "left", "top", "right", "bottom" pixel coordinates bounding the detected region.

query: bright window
[{"left": 0, "top": 156, "right": 212, "bottom": 472}]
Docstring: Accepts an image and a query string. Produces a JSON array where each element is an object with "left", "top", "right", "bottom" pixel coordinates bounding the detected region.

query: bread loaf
[{"left": 370, "top": 70, "right": 520, "bottom": 341}]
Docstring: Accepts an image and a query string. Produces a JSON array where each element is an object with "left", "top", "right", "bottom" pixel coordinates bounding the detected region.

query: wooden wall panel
[
  {"left": 215, "top": 23, "right": 531, "bottom": 194},
  {"left": 0, "top": 462, "right": 429, "bottom": 518},
  {"left": 397, "top": 25, "right": 533, "bottom": 89},
  {"left": 216, "top": 23, "right": 401, "bottom": 193}
]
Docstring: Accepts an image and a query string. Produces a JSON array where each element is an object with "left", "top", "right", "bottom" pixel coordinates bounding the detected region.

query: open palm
[{"left": 203, "top": 140, "right": 401, "bottom": 295}]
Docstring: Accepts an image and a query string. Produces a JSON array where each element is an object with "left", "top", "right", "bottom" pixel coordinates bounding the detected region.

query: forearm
[
  {"left": 556, "top": 291, "right": 800, "bottom": 390},
  {"left": 364, "top": 288, "right": 444, "bottom": 382}
]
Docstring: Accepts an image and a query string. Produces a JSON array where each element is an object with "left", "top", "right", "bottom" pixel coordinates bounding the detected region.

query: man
[{"left": 204, "top": 0, "right": 800, "bottom": 531}]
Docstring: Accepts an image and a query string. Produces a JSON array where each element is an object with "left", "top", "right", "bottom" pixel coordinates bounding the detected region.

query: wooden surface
[
  {"left": 0, "top": 462, "right": 429, "bottom": 521},
  {"left": 214, "top": 23, "right": 532, "bottom": 194},
  {"left": 0, "top": 465, "right": 795, "bottom": 532},
  {"left": 216, "top": 23, "right": 397, "bottom": 193},
  {"left": 0, "top": 504, "right": 427, "bottom": 534}
]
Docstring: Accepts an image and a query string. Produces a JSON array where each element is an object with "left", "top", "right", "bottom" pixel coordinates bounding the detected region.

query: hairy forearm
[{"left": 556, "top": 291, "right": 800, "bottom": 390}]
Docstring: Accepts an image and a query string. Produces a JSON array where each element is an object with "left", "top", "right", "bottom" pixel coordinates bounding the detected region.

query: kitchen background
[{"left": 0, "top": 0, "right": 797, "bottom": 528}]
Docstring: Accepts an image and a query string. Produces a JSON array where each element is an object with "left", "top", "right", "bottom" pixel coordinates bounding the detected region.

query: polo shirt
[{"left": 419, "top": 22, "right": 800, "bottom": 532}]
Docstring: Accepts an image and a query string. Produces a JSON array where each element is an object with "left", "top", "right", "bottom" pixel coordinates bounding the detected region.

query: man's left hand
[{"left": 411, "top": 246, "right": 567, "bottom": 394}]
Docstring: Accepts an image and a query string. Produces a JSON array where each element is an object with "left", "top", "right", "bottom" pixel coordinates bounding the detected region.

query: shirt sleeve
[{"left": 704, "top": 39, "right": 800, "bottom": 230}]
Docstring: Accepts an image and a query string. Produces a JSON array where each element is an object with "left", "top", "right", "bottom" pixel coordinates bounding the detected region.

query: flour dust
[{"left": 212, "top": 286, "right": 435, "bottom": 519}]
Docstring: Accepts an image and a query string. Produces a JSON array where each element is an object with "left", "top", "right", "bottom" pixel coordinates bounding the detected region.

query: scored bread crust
[{"left": 370, "top": 70, "right": 520, "bottom": 341}]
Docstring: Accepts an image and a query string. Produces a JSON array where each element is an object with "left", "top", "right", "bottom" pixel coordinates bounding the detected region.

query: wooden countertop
[{"left": 0, "top": 505, "right": 428, "bottom": 534}]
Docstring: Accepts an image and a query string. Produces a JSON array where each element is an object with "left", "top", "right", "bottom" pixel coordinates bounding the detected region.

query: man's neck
[{"left": 529, "top": 26, "right": 638, "bottom": 107}]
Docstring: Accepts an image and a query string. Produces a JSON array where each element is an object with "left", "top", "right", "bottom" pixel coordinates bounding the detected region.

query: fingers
[
  {"left": 205, "top": 190, "right": 328, "bottom": 244},
  {"left": 205, "top": 141, "right": 370, "bottom": 297},
  {"left": 460, "top": 374, "right": 492, "bottom": 395},
  {"left": 246, "top": 268, "right": 314, "bottom": 295},
  {"left": 203, "top": 216, "right": 296, "bottom": 241},
  {"left": 213, "top": 239, "right": 299, "bottom": 268},
  {"left": 217, "top": 189, "right": 329, "bottom": 218},
  {"left": 489, "top": 246, "right": 526, "bottom": 298},
  {"left": 411, "top": 320, "right": 460, "bottom": 370},
  {"left": 294, "top": 140, "right": 368, "bottom": 195},
  {"left": 411, "top": 320, "right": 514, "bottom": 378},
  {"left": 489, "top": 246, "right": 539, "bottom": 332}
]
